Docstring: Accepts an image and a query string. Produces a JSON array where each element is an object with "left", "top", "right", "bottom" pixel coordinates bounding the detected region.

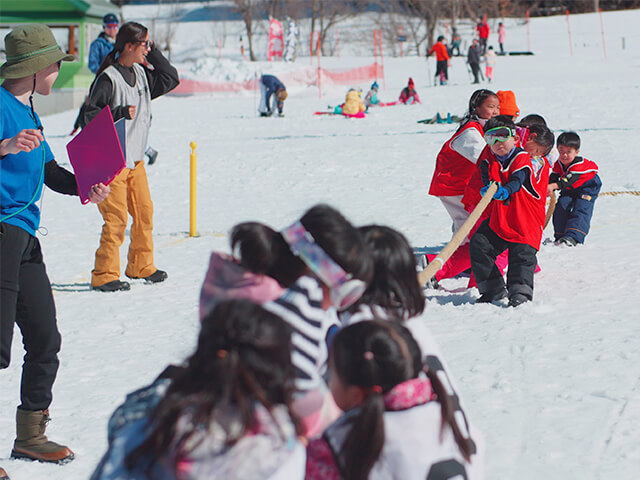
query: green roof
[{"left": 0, "top": 0, "right": 117, "bottom": 21}]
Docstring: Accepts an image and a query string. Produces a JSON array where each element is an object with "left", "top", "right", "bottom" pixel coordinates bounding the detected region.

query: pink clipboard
[{"left": 66, "top": 106, "right": 126, "bottom": 204}]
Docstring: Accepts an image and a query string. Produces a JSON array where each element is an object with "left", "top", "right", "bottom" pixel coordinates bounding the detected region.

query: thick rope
[{"left": 600, "top": 191, "right": 640, "bottom": 196}]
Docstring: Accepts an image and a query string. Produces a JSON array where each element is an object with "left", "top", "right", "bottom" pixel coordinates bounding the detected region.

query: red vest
[
  {"left": 487, "top": 149, "right": 550, "bottom": 249},
  {"left": 552, "top": 156, "right": 598, "bottom": 190},
  {"left": 429, "top": 121, "right": 484, "bottom": 197}
]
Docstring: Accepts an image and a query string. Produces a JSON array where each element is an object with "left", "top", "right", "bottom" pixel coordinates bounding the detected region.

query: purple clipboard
[{"left": 66, "top": 106, "right": 126, "bottom": 204}]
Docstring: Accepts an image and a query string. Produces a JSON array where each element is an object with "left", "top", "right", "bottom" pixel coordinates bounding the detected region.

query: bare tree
[
  {"left": 310, "top": 0, "right": 357, "bottom": 55},
  {"left": 233, "top": 0, "right": 262, "bottom": 60}
]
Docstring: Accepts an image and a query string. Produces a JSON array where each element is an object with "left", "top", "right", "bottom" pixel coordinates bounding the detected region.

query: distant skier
[
  {"left": 333, "top": 88, "right": 366, "bottom": 117},
  {"left": 398, "top": 78, "right": 421, "bottom": 104},
  {"left": 427, "top": 36, "right": 450, "bottom": 86},
  {"left": 476, "top": 18, "right": 490, "bottom": 55},
  {"left": 258, "top": 74, "right": 287, "bottom": 117},
  {"left": 498, "top": 22, "right": 506, "bottom": 55},
  {"left": 283, "top": 17, "right": 299, "bottom": 63},
  {"left": 484, "top": 45, "right": 496, "bottom": 82},
  {"left": 450, "top": 27, "right": 462, "bottom": 56},
  {"left": 468, "top": 39, "right": 482, "bottom": 84}
]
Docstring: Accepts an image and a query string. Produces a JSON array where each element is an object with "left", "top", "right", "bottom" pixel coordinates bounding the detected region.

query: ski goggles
[
  {"left": 484, "top": 126, "right": 515, "bottom": 145},
  {"left": 281, "top": 221, "right": 366, "bottom": 310}
]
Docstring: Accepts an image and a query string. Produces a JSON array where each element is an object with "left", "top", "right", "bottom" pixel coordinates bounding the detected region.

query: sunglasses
[
  {"left": 137, "top": 40, "right": 152, "bottom": 48},
  {"left": 484, "top": 126, "right": 515, "bottom": 145}
]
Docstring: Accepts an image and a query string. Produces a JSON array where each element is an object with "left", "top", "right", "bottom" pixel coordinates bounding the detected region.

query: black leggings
[{"left": 1, "top": 223, "right": 61, "bottom": 411}]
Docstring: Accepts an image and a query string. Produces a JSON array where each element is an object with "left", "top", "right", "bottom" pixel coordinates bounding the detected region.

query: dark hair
[
  {"left": 527, "top": 124, "right": 555, "bottom": 156},
  {"left": 517, "top": 113, "right": 547, "bottom": 127},
  {"left": 484, "top": 114, "right": 516, "bottom": 133},
  {"left": 557, "top": 131, "right": 581, "bottom": 149},
  {"left": 353, "top": 225, "right": 425, "bottom": 320},
  {"left": 330, "top": 321, "right": 413, "bottom": 480},
  {"left": 437, "top": 35, "right": 445, "bottom": 42},
  {"left": 231, "top": 204, "right": 373, "bottom": 288},
  {"left": 125, "top": 300, "right": 299, "bottom": 473},
  {"left": 457, "top": 89, "right": 497, "bottom": 132},
  {"left": 231, "top": 222, "right": 305, "bottom": 287},
  {"left": 94, "top": 22, "right": 148, "bottom": 79},
  {"left": 330, "top": 321, "right": 473, "bottom": 479}
]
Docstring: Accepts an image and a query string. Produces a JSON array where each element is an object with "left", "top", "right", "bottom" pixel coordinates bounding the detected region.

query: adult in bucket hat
[{"left": 1, "top": 24, "right": 110, "bottom": 470}]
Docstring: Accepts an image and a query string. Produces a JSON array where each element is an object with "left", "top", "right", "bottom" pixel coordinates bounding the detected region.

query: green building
[{"left": 1, "top": 0, "right": 119, "bottom": 115}]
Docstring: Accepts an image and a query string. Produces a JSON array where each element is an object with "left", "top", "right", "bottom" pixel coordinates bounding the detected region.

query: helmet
[{"left": 371, "top": 81, "right": 379, "bottom": 90}]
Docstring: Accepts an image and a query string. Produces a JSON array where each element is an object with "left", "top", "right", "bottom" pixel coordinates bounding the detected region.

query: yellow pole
[{"left": 189, "top": 141, "right": 197, "bottom": 237}]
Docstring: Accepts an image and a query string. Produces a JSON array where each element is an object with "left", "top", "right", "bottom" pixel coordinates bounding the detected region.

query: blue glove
[
  {"left": 480, "top": 185, "right": 490, "bottom": 196},
  {"left": 493, "top": 186, "right": 510, "bottom": 201}
]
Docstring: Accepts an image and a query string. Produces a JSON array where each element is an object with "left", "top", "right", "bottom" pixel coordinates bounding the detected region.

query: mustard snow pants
[{"left": 91, "top": 161, "right": 156, "bottom": 287}]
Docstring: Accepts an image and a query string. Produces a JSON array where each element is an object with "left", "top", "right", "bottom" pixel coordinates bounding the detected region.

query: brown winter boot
[
  {"left": 10, "top": 409, "right": 74, "bottom": 464},
  {"left": 0, "top": 466, "right": 9, "bottom": 480}
]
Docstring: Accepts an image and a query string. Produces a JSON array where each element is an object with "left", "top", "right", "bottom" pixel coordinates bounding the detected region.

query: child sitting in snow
[
  {"left": 548, "top": 131, "right": 601, "bottom": 246},
  {"left": 334, "top": 88, "right": 366, "bottom": 117},
  {"left": 306, "top": 321, "right": 478, "bottom": 479},
  {"left": 398, "top": 77, "right": 421, "bottom": 104},
  {"left": 364, "top": 81, "right": 380, "bottom": 108}
]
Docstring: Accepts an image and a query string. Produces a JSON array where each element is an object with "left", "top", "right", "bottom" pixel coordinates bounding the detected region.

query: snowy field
[{"left": 2, "top": 7, "right": 640, "bottom": 480}]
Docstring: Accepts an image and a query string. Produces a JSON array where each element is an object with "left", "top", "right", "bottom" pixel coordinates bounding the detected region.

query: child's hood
[{"left": 199, "top": 252, "right": 284, "bottom": 322}]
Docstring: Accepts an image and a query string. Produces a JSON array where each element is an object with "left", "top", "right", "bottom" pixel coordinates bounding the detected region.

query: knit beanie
[{"left": 497, "top": 90, "right": 520, "bottom": 117}]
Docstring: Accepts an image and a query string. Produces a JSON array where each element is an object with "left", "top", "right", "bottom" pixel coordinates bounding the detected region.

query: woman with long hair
[
  {"left": 91, "top": 300, "right": 305, "bottom": 479},
  {"left": 83, "top": 22, "right": 179, "bottom": 292}
]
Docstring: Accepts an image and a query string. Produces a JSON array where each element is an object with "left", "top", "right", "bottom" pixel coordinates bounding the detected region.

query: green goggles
[{"left": 484, "top": 126, "right": 515, "bottom": 145}]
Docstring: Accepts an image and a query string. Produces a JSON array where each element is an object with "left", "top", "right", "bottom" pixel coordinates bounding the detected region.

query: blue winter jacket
[{"left": 89, "top": 33, "right": 114, "bottom": 74}]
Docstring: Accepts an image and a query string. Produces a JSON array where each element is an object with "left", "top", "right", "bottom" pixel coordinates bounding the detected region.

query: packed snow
[{"left": 1, "top": 6, "right": 640, "bottom": 480}]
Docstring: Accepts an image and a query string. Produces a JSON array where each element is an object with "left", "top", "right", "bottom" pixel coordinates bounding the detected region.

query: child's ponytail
[
  {"left": 423, "top": 365, "right": 475, "bottom": 462},
  {"left": 342, "top": 393, "right": 386, "bottom": 480}
]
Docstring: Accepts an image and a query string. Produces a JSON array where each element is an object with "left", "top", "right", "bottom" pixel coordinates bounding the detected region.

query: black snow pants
[
  {"left": 1, "top": 223, "right": 61, "bottom": 411},
  {"left": 470, "top": 220, "right": 538, "bottom": 301}
]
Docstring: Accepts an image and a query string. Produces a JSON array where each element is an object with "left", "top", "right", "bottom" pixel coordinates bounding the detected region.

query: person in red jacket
[
  {"left": 427, "top": 35, "right": 450, "bottom": 86},
  {"left": 469, "top": 116, "right": 550, "bottom": 307},
  {"left": 476, "top": 18, "right": 490, "bottom": 54},
  {"left": 548, "top": 131, "right": 601, "bottom": 246}
]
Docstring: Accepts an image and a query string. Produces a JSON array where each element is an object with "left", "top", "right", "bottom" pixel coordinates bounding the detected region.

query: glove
[
  {"left": 480, "top": 185, "right": 490, "bottom": 196},
  {"left": 493, "top": 186, "right": 510, "bottom": 201}
]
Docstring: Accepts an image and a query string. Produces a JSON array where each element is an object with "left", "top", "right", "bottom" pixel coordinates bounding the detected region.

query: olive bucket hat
[{"left": 0, "top": 24, "right": 75, "bottom": 79}]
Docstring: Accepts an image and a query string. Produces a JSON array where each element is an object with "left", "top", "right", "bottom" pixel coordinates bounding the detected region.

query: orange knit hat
[{"left": 497, "top": 90, "right": 520, "bottom": 117}]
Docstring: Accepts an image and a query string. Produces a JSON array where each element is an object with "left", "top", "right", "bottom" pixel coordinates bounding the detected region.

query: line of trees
[{"left": 111, "top": 0, "right": 640, "bottom": 60}]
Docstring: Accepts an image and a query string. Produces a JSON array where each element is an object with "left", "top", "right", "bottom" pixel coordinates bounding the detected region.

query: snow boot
[
  {"left": 508, "top": 293, "right": 530, "bottom": 307},
  {"left": 11, "top": 409, "right": 74, "bottom": 464},
  {"left": 0, "top": 467, "right": 9, "bottom": 480},
  {"left": 476, "top": 289, "right": 507, "bottom": 304},
  {"left": 92, "top": 280, "right": 131, "bottom": 292},
  {"left": 557, "top": 236, "right": 578, "bottom": 247}
]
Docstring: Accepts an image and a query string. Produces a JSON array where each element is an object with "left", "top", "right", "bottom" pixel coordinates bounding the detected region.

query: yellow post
[{"left": 189, "top": 141, "right": 197, "bottom": 237}]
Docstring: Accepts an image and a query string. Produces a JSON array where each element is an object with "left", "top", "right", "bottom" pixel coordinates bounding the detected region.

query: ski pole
[{"left": 418, "top": 182, "right": 498, "bottom": 287}]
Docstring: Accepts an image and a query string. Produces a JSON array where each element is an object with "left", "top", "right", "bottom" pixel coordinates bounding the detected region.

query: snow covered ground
[{"left": 1, "top": 7, "right": 640, "bottom": 480}]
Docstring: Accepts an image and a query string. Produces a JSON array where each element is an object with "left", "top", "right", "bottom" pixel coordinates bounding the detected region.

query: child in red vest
[
  {"left": 424, "top": 90, "right": 499, "bottom": 286},
  {"left": 548, "top": 131, "right": 601, "bottom": 246},
  {"left": 469, "top": 116, "right": 550, "bottom": 307}
]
